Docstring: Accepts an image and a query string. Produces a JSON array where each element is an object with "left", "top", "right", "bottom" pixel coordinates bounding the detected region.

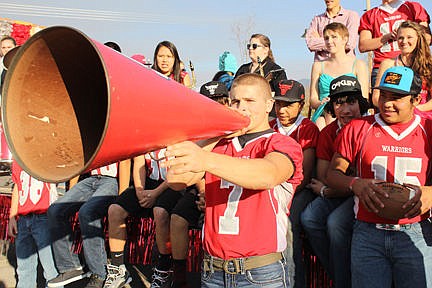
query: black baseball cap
[
  {"left": 373, "top": 66, "right": 422, "bottom": 96},
  {"left": 199, "top": 81, "right": 229, "bottom": 98},
  {"left": 274, "top": 79, "right": 305, "bottom": 102},
  {"left": 329, "top": 75, "right": 362, "bottom": 98}
]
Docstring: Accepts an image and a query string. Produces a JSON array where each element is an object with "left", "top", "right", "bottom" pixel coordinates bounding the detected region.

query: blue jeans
[
  {"left": 48, "top": 175, "right": 118, "bottom": 278},
  {"left": 352, "top": 219, "right": 432, "bottom": 288},
  {"left": 300, "top": 196, "right": 354, "bottom": 288},
  {"left": 16, "top": 213, "right": 59, "bottom": 288},
  {"left": 288, "top": 188, "right": 316, "bottom": 288},
  {"left": 201, "top": 258, "right": 290, "bottom": 288}
]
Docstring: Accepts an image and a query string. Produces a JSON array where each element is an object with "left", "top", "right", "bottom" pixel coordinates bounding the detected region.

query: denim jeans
[
  {"left": 300, "top": 196, "right": 354, "bottom": 288},
  {"left": 287, "top": 188, "right": 316, "bottom": 288},
  {"left": 352, "top": 219, "right": 432, "bottom": 288},
  {"left": 201, "top": 258, "right": 290, "bottom": 288},
  {"left": 15, "top": 213, "right": 59, "bottom": 288},
  {"left": 47, "top": 175, "right": 118, "bottom": 279}
]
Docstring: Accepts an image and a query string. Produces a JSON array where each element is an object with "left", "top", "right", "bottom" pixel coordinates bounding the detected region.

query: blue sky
[{"left": 2, "top": 1, "right": 432, "bottom": 88}]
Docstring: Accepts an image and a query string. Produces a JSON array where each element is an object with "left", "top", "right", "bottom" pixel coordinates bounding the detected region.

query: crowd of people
[{"left": 2, "top": 0, "right": 432, "bottom": 288}]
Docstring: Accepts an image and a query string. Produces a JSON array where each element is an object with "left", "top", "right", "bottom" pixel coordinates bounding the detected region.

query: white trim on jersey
[
  {"left": 379, "top": 0, "right": 405, "bottom": 14},
  {"left": 375, "top": 114, "right": 421, "bottom": 141},
  {"left": 231, "top": 132, "right": 275, "bottom": 152},
  {"left": 275, "top": 115, "right": 305, "bottom": 137}
]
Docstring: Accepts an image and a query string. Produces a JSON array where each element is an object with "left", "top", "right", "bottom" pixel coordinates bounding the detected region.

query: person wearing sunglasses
[{"left": 234, "top": 34, "right": 287, "bottom": 93}]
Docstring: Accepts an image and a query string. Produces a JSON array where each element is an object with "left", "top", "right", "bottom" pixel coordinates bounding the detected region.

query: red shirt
[
  {"left": 316, "top": 120, "right": 341, "bottom": 161},
  {"left": 359, "top": 1, "right": 430, "bottom": 68},
  {"left": 270, "top": 115, "right": 319, "bottom": 151},
  {"left": 335, "top": 114, "right": 432, "bottom": 224},
  {"left": 202, "top": 131, "right": 303, "bottom": 259},
  {"left": 12, "top": 161, "right": 57, "bottom": 216},
  {"left": 90, "top": 163, "right": 119, "bottom": 178}
]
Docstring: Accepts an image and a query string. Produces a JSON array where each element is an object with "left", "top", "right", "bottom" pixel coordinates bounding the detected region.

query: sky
[{"left": 2, "top": 0, "right": 432, "bottom": 89}]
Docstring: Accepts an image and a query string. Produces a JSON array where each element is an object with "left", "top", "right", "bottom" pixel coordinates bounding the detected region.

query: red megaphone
[{"left": 1, "top": 26, "right": 249, "bottom": 183}]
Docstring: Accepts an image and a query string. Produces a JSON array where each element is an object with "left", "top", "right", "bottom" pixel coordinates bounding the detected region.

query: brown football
[{"left": 374, "top": 182, "right": 416, "bottom": 220}]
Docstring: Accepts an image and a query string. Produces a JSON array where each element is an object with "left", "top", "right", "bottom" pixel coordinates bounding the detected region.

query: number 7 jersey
[
  {"left": 203, "top": 131, "right": 303, "bottom": 259},
  {"left": 335, "top": 114, "right": 432, "bottom": 224}
]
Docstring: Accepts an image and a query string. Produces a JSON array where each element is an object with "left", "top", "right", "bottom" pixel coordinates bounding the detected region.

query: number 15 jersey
[{"left": 335, "top": 114, "right": 432, "bottom": 224}]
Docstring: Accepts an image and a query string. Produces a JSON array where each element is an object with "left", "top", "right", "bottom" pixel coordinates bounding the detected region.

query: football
[{"left": 374, "top": 182, "right": 416, "bottom": 220}]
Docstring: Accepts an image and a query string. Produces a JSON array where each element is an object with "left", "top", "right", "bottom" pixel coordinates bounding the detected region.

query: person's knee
[
  {"left": 153, "top": 206, "right": 169, "bottom": 222},
  {"left": 300, "top": 208, "right": 316, "bottom": 230},
  {"left": 171, "top": 214, "right": 189, "bottom": 231},
  {"left": 108, "top": 204, "right": 128, "bottom": 223},
  {"left": 47, "top": 204, "right": 62, "bottom": 221}
]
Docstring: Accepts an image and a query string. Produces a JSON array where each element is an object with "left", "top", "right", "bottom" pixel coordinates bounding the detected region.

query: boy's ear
[
  {"left": 411, "top": 94, "right": 422, "bottom": 106},
  {"left": 266, "top": 99, "right": 275, "bottom": 113}
]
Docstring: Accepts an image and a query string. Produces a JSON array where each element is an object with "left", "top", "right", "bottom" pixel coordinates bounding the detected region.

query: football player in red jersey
[
  {"left": 162, "top": 73, "right": 303, "bottom": 288},
  {"left": 327, "top": 66, "right": 432, "bottom": 287},
  {"left": 270, "top": 79, "right": 319, "bottom": 288},
  {"left": 8, "top": 161, "right": 60, "bottom": 287},
  {"left": 301, "top": 75, "right": 369, "bottom": 288},
  {"left": 358, "top": 0, "right": 430, "bottom": 88}
]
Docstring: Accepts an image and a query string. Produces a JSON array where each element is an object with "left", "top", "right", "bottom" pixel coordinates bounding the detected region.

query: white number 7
[{"left": 218, "top": 179, "right": 243, "bottom": 235}]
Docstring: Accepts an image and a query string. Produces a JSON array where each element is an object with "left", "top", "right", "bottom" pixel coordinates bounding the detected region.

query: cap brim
[
  {"left": 273, "top": 96, "right": 301, "bottom": 102},
  {"left": 372, "top": 86, "right": 411, "bottom": 96},
  {"left": 329, "top": 90, "right": 363, "bottom": 98}
]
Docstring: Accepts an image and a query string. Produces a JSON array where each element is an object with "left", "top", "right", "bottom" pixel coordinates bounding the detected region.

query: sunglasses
[{"left": 247, "top": 43, "right": 264, "bottom": 50}]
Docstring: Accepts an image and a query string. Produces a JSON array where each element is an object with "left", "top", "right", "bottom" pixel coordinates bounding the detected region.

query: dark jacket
[{"left": 234, "top": 57, "right": 287, "bottom": 92}]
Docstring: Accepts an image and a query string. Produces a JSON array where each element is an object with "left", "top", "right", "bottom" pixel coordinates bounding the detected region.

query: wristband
[
  {"left": 320, "top": 185, "right": 327, "bottom": 198},
  {"left": 349, "top": 177, "right": 360, "bottom": 191}
]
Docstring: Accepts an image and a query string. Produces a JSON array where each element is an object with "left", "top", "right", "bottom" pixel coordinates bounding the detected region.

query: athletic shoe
[
  {"left": 84, "top": 274, "right": 105, "bottom": 288},
  {"left": 104, "top": 264, "right": 132, "bottom": 288},
  {"left": 47, "top": 268, "right": 90, "bottom": 287},
  {"left": 150, "top": 268, "right": 173, "bottom": 288}
]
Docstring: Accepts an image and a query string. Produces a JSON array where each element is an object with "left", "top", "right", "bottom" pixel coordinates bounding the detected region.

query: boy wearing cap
[
  {"left": 270, "top": 79, "right": 319, "bottom": 288},
  {"left": 301, "top": 75, "right": 369, "bottom": 288},
  {"left": 327, "top": 66, "right": 432, "bottom": 287}
]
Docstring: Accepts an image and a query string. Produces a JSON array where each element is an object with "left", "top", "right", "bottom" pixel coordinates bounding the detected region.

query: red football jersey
[
  {"left": 270, "top": 115, "right": 319, "bottom": 151},
  {"left": 90, "top": 163, "right": 119, "bottom": 178},
  {"left": 202, "top": 131, "right": 303, "bottom": 259},
  {"left": 144, "top": 148, "right": 167, "bottom": 182},
  {"left": 316, "top": 120, "right": 342, "bottom": 161},
  {"left": 359, "top": 1, "right": 430, "bottom": 68},
  {"left": 12, "top": 161, "right": 57, "bottom": 216},
  {"left": 335, "top": 114, "right": 432, "bottom": 224}
]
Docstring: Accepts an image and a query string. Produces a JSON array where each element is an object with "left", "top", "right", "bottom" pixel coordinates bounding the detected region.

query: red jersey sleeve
[
  {"left": 316, "top": 121, "right": 338, "bottom": 161},
  {"left": 298, "top": 119, "right": 319, "bottom": 151},
  {"left": 267, "top": 133, "right": 304, "bottom": 186},
  {"left": 359, "top": 9, "right": 374, "bottom": 33},
  {"left": 406, "top": 1, "right": 430, "bottom": 23},
  {"left": 11, "top": 160, "right": 20, "bottom": 185}
]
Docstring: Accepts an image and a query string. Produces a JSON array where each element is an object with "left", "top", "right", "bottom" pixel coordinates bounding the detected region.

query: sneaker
[
  {"left": 47, "top": 268, "right": 90, "bottom": 287},
  {"left": 150, "top": 268, "right": 173, "bottom": 288},
  {"left": 84, "top": 274, "right": 105, "bottom": 288},
  {"left": 104, "top": 264, "right": 132, "bottom": 288}
]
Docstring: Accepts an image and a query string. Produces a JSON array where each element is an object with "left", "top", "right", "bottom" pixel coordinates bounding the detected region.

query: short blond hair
[{"left": 231, "top": 73, "right": 272, "bottom": 100}]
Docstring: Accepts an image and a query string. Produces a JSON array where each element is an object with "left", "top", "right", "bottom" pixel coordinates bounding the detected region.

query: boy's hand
[
  {"left": 136, "top": 188, "right": 156, "bottom": 208},
  {"left": 8, "top": 216, "right": 17, "bottom": 238},
  {"left": 164, "top": 141, "right": 207, "bottom": 174},
  {"left": 402, "top": 184, "right": 422, "bottom": 219},
  {"left": 308, "top": 178, "right": 325, "bottom": 196},
  {"left": 351, "top": 178, "right": 388, "bottom": 214}
]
